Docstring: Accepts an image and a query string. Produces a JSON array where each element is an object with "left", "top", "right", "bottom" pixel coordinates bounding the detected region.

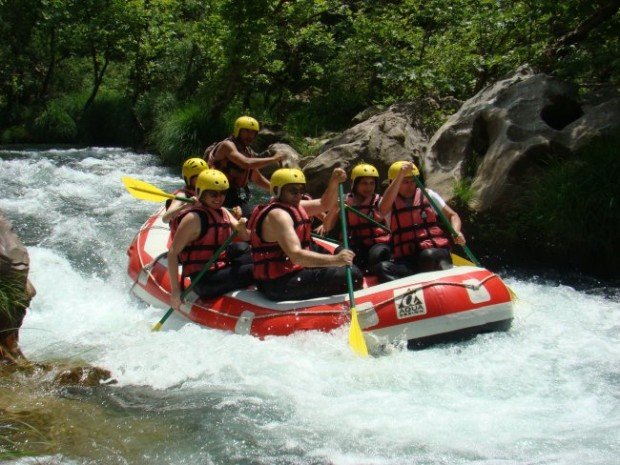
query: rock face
[
  {"left": 258, "top": 142, "right": 302, "bottom": 179},
  {"left": 0, "top": 210, "right": 36, "bottom": 363},
  {"left": 424, "top": 66, "right": 620, "bottom": 211},
  {"left": 303, "top": 104, "right": 427, "bottom": 196}
]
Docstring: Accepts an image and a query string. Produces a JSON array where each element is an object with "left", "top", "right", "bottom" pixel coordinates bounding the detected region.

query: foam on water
[{"left": 1, "top": 148, "right": 618, "bottom": 465}]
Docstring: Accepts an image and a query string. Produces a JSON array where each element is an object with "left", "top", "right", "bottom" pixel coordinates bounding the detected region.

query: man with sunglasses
[
  {"left": 168, "top": 169, "right": 254, "bottom": 311},
  {"left": 206, "top": 116, "right": 285, "bottom": 217},
  {"left": 248, "top": 168, "right": 363, "bottom": 301}
]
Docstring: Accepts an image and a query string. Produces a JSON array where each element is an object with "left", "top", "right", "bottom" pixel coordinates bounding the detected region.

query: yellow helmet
[
  {"left": 270, "top": 168, "right": 306, "bottom": 197},
  {"left": 351, "top": 163, "right": 379, "bottom": 182},
  {"left": 182, "top": 158, "right": 208, "bottom": 186},
  {"left": 195, "top": 169, "right": 229, "bottom": 198},
  {"left": 233, "top": 116, "right": 260, "bottom": 137},
  {"left": 388, "top": 160, "right": 420, "bottom": 181}
]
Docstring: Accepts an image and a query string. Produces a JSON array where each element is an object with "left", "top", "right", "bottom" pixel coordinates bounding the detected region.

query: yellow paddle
[
  {"left": 451, "top": 253, "right": 476, "bottom": 267},
  {"left": 121, "top": 176, "right": 194, "bottom": 203},
  {"left": 338, "top": 183, "right": 368, "bottom": 357}
]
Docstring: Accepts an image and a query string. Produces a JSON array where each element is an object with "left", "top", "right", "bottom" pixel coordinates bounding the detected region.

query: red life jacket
[
  {"left": 345, "top": 193, "right": 390, "bottom": 248},
  {"left": 390, "top": 188, "right": 451, "bottom": 259},
  {"left": 207, "top": 136, "right": 254, "bottom": 189},
  {"left": 170, "top": 204, "right": 232, "bottom": 278},
  {"left": 248, "top": 200, "right": 313, "bottom": 280}
]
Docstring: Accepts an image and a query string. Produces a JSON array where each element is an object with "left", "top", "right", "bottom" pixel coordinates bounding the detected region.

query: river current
[{"left": 0, "top": 147, "right": 618, "bottom": 465}]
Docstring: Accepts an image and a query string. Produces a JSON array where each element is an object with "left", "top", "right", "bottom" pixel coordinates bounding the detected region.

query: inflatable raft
[{"left": 127, "top": 207, "right": 514, "bottom": 352}]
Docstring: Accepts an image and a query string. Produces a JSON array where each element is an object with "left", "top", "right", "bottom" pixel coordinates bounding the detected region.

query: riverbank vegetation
[
  {"left": 1, "top": 0, "right": 618, "bottom": 154},
  {"left": 1, "top": 0, "right": 618, "bottom": 277},
  {"left": 459, "top": 133, "right": 620, "bottom": 278}
]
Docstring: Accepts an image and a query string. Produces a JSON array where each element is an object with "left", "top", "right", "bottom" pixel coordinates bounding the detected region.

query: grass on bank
[{"left": 0, "top": 277, "right": 27, "bottom": 325}]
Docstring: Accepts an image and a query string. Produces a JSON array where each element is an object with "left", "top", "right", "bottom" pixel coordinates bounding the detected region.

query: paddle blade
[
  {"left": 151, "top": 308, "right": 174, "bottom": 331},
  {"left": 348, "top": 307, "right": 368, "bottom": 357},
  {"left": 508, "top": 286, "right": 518, "bottom": 301},
  {"left": 122, "top": 176, "right": 175, "bottom": 202},
  {"left": 451, "top": 253, "right": 475, "bottom": 267}
]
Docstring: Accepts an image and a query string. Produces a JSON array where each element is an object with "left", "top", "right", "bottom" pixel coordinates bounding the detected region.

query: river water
[{"left": 0, "top": 147, "right": 618, "bottom": 465}]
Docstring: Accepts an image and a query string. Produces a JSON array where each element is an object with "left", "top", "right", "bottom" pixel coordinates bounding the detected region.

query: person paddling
[
  {"left": 162, "top": 157, "right": 208, "bottom": 224},
  {"left": 376, "top": 161, "right": 466, "bottom": 281},
  {"left": 167, "top": 169, "right": 253, "bottom": 310},
  {"left": 206, "top": 116, "right": 285, "bottom": 217},
  {"left": 248, "top": 168, "right": 363, "bottom": 301},
  {"left": 320, "top": 163, "right": 391, "bottom": 275}
]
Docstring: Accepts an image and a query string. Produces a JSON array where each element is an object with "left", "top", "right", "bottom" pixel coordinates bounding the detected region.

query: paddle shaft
[
  {"left": 131, "top": 186, "right": 193, "bottom": 203},
  {"left": 152, "top": 231, "right": 238, "bottom": 330},
  {"left": 412, "top": 176, "right": 481, "bottom": 267},
  {"left": 345, "top": 204, "right": 390, "bottom": 233},
  {"left": 338, "top": 184, "right": 357, "bottom": 304}
]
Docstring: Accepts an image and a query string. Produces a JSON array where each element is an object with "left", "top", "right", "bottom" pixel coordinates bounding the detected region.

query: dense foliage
[
  {"left": 461, "top": 132, "right": 620, "bottom": 278},
  {"left": 1, "top": 0, "right": 618, "bottom": 160}
]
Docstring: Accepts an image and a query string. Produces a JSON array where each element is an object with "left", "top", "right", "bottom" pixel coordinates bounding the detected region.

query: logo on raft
[{"left": 394, "top": 287, "right": 427, "bottom": 319}]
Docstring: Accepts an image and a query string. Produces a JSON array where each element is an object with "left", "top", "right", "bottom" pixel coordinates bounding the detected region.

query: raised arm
[
  {"left": 303, "top": 168, "right": 347, "bottom": 218},
  {"left": 319, "top": 207, "right": 339, "bottom": 235},
  {"left": 219, "top": 141, "right": 284, "bottom": 170},
  {"left": 224, "top": 208, "right": 251, "bottom": 241},
  {"left": 251, "top": 168, "right": 271, "bottom": 192},
  {"left": 378, "top": 162, "right": 413, "bottom": 216}
]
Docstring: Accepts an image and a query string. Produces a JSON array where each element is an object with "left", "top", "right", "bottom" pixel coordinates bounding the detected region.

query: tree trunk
[
  {"left": 544, "top": 1, "right": 620, "bottom": 62},
  {"left": 40, "top": 28, "right": 57, "bottom": 100},
  {"left": 82, "top": 55, "right": 109, "bottom": 114}
]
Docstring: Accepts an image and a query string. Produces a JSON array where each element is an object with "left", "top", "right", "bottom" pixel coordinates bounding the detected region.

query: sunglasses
[{"left": 205, "top": 190, "right": 228, "bottom": 198}]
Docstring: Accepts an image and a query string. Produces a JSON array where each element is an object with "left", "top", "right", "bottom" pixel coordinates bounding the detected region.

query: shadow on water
[{"left": 496, "top": 264, "right": 620, "bottom": 301}]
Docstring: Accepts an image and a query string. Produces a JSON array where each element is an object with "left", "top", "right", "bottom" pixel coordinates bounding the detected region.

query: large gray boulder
[
  {"left": 424, "top": 66, "right": 620, "bottom": 211},
  {"left": 258, "top": 142, "right": 302, "bottom": 179},
  {"left": 303, "top": 104, "right": 427, "bottom": 196}
]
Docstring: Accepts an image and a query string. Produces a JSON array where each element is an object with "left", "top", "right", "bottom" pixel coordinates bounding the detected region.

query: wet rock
[
  {"left": 0, "top": 209, "right": 36, "bottom": 364},
  {"left": 303, "top": 103, "right": 427, "bottom": 196},
  {"left": 258, "top": 142, "right": 302, "bottom": 178},
  {"left": 424, "top": 66, "right": 620, "bottom": 211},
  {"left": 53, "top": 365, "right": 116, "bottom": 387}
]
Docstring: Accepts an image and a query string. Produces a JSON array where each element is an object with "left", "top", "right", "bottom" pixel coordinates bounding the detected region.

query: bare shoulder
[{"left": 266, "top": 206, "right": 294, "bottom": 224}]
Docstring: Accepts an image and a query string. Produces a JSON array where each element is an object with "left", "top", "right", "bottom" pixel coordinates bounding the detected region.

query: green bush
[
  {"left": 0, "top": 276, "right": 27, "bottom": 329},
  {"left": 78, "top": 93, "right": 137, "bottom": 146},
  {"left": 518, "top": 135, "right": 619, "bottom": 273},
  {"left": 150, "top": 103, "right": 212, "bottom": 166},
  {"left": 470, "top": 133, "right": 620, "bottom": 278},
  {"left": 32, "top": 101, "right": 78, "bottom": 143},
  {"left": 0, "top": 125, "right": 30, "bottom": 144}
]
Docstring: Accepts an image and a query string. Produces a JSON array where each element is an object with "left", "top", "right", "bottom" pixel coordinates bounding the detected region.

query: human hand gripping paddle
[
  {"left": 411, "top": 174, "right": 517, "bottom": 300},
  {"left": 151, "top": 231, "right": 237, "bottom": 331},
  {"left": 338, "top": 183, "right": 369, "bottom": 357}
]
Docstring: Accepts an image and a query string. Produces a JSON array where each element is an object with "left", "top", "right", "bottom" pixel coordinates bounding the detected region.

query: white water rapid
[{"left": 1, "top": 147, "right": 618, "bottom": 465}]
